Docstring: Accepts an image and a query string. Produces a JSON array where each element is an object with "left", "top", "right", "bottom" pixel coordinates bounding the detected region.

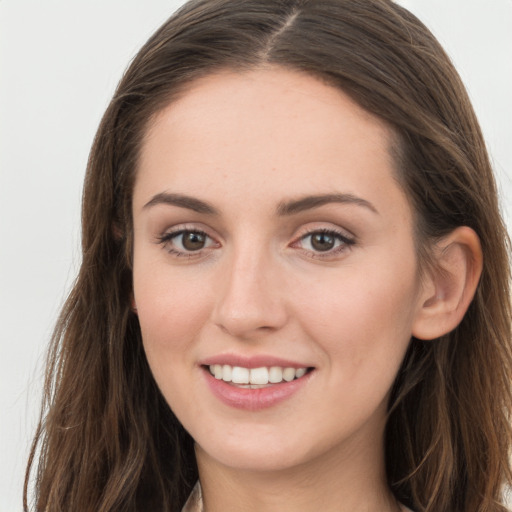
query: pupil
[
  {"left": 311, "top": 233, "right": 335, "bottom": 251},
  {"left": 183, "top": 232, "right": 205, "bottom": 251}
]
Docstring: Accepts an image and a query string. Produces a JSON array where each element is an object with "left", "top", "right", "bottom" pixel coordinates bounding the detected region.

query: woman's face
[{"left": 132, "top": 68, "right": 426, "bottom": 473}]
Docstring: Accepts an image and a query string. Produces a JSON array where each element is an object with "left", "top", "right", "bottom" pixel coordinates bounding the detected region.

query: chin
[
  {"left": 202, "top": 446, "right": 307, "bottom": 473},
  {"left": 193, "top": 427, "right": 326, "bottom": 474}
]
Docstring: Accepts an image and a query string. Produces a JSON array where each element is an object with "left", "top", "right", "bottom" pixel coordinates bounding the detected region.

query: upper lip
[{"left": 200, "top": 353, "right": 312, "bottom": 369}]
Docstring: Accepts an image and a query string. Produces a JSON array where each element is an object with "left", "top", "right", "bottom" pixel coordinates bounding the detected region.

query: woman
[{"left": 24, "top": 0, "right": 512, "bottom": 511}]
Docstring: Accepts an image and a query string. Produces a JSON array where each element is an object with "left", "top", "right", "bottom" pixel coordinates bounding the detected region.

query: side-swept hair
[{"left": 25, "top": 1, "right": 512, "bottom": 511}]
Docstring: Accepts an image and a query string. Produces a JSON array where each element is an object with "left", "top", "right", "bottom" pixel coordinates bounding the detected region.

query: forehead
[
  {"left": 134, "top": 67, "right": 406, "bottom": 219},
  {"left": 142, "top": 66, "right": 393, "bottom": 153}
]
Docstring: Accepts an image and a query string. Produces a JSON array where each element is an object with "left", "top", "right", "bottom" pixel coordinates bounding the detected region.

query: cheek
[
  {"left": 294, "top": 260, "right": 420, "bottom": 374},
  {"left": 134, "top": 269, "right": 213, "bottom": 423},
  {"left": 133, "top": 264, "right": 212, "bottom": 371}
]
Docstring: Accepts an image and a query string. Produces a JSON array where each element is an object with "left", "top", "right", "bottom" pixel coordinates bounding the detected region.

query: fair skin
[{"left": 131, "top": 67, "right": 482, "bottom": 511}]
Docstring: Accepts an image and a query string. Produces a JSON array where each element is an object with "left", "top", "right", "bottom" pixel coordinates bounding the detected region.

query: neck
[{"left": 195, "top": 429, "right": 400, "bottom": 512}]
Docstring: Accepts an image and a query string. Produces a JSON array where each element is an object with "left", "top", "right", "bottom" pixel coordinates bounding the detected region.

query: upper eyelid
[
  {"left": 158, "top": 229, "right": 218, "bottom": 247},
  {"left": 158, "top": 223, "right": 218, "bottom": 239},
  {"left": 160, "top": 227, "right": 209, "bottom": 238},
  {"left": 292, "top": 230, "right": 355, "bottom": 247},
  {"left": 292, "top": 224, "right": 356, "bottom": 241}
]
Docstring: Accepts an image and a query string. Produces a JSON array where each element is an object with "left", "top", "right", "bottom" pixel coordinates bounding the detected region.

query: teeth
[
  {"left": 222, "top": 364, "right": 232, "bottom": 382},
  {"left": 268, "top": 366, "right": 283, "bottom": 383},
  {"left": 282, "top": 367, "right": 295, "bottom": 382},
  {"left": 231, "top": 366, "right": 249, "bottom": 384},
  {"left": 208, "top": 364, "right": 308, "bottom": 385},
  {"left": 250, "top": 367, "right": 269, "bottom": 385},
  {"left": 213, "top": 364, "right": 223, "bottom": 379},
  {"left": 295, "top": 367, "right": 306, "bottom": 378}
]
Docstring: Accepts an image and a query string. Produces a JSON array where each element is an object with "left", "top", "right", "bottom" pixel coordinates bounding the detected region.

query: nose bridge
[{"left": 213, "top": 239, "right": 287, "bottom": 337}]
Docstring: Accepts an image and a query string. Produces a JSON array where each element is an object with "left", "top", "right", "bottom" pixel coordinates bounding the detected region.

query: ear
[
  {"left": 412, "top": 226, "right": 483, "bottom": 341},
  {"left": 130, "top": 293, "right": 138, "bottom": 314}
]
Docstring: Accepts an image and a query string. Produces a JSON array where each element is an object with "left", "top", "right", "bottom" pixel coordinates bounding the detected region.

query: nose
[{"left": 211, "top": 247, "right": 288, "bottom": 339}]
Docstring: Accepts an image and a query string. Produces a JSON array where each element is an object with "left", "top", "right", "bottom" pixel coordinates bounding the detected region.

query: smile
[
  {"left": 202, "top": 362, "right": 314, "bottom": 410},
  {"left": 208, "top": 364, "right": 308, "bottom": 387}
]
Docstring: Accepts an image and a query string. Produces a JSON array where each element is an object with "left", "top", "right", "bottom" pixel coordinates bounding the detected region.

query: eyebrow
[
  {"left": 276, "top": 193, "right": 379, "bottom": 216},
  {"left": 143, "top": 191, "right": 378, "bottom": 216},
  {"left": 143, "top": 192, "right": 219, "bottom": 215}
]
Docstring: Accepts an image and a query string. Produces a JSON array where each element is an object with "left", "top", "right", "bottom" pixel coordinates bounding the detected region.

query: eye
[
  {"left": 307, "top": 232, "right": 338, "bottom": 252},
  {"left": 157, "top": 229, "right": 218, "bottom": 257},
  {"left": 293, "top": 229, "right": 355, "bottom": 256}
]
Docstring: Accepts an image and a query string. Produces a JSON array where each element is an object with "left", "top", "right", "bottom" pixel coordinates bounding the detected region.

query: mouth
[
  {"left": 200, "top": 355, "right": 315, "bottom": 410},
  {"left": 203, "top": 364, "right": 314, "bottom": 388}
]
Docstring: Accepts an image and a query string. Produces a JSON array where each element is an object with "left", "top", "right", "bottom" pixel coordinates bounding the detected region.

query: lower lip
[{"left": 202, "top": 368, "right": 313, "bottom": 411}]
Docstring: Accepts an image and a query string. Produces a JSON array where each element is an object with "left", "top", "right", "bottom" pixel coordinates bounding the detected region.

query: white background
[{"left": 1, "top": 1, "right": 511, "bottom": 510}]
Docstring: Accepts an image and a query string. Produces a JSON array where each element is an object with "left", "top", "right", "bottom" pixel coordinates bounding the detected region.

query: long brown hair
[{"left": 25, "top": 1, "right": 512, "bottom": 511}]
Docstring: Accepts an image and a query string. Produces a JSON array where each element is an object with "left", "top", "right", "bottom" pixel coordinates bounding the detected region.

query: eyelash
[
  {"left": 156, "top": 227, "right": 356, "bottom": 259},
  {"left": 292, "top": 228, "right": 356, "bottom": 258},
  {"left": 156, "top": 228, "right": 217, "bottom": 258}
]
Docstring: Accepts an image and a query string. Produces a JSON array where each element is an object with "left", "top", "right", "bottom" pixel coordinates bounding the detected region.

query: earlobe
[
  {"left": 131, "top": 294, "right": 138, "bottom": 314},
  {"left": 412, "top": 226, "right": 483, "bottom": 341}
]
